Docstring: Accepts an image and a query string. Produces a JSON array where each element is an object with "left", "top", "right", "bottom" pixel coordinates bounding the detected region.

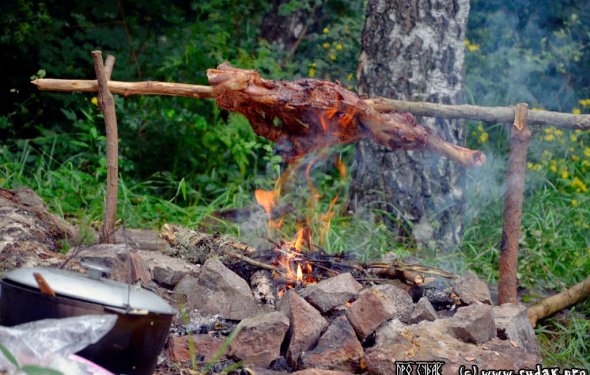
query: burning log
[{"left": 207, "top": 63, "right": 485, "bottom": 167}]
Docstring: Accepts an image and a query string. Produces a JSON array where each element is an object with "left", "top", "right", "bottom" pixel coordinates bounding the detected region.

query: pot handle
[{"left": 81, "top": 262, "right": 112, "bottom": 280}]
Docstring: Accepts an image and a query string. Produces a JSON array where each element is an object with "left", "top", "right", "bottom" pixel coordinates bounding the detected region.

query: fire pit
[{"left": 154, "top": 225, "right": 542, "bottom": 374}]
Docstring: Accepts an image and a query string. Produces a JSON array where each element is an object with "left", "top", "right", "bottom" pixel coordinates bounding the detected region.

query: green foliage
[{"left": 466, "top": 0, "right": 590, "bottom": 110}]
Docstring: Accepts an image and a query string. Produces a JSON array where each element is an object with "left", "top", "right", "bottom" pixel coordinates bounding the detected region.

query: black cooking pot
[{"left": 0, "top": 265, "right": 176, "bottom": 375}]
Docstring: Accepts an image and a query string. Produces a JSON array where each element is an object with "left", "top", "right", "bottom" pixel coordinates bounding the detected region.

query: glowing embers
[{"left": 273, "top": 228, "right": 316, "bottom": 298}]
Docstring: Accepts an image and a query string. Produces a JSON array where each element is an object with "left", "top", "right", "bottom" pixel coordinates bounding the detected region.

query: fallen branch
[
  {"left": 528, "top": 274, "right": 590, "bottom": 327},
  {"left": 32, "top": 78, "right": 590, "bottom": 130},
  {"left": 366, "top": 259, "right": 457, "bottom": 280}
]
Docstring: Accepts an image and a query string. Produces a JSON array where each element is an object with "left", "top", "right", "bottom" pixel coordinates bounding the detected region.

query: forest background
[{"left": 0, "top": 0, "right": 589, "bottom": 367}]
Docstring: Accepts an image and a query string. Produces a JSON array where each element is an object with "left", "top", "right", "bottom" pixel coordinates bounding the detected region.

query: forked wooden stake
[{"left": 92, "top": 51, "right": 119, "bottom": 244}]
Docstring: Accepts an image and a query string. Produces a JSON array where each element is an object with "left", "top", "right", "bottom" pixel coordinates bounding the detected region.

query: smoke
[{"left": 466, "top": 1, "right": 586, "bottom": 111}]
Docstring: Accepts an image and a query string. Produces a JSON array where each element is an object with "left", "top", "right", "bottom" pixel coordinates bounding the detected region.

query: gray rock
[
  {"left": 138, "top": 249, "right": 200, "bottom": 288},
  {"left": 174, "top": 258, "right": 260, "bottom": 320},
  {"left": 229, "top": 311, "right": 290, "bottom": 368},
  {"left": 345, "top": 284, "right": 413, "bottom": 338},
  {"left": 365, "top": 319, "right": 541, "bottom": 375},
  {"left": 299, "top": 273, "right": 363, "bottom": 312},
  {"left": 280, "top": 290, "right": 328, "bottom": 364},
  {"left": 451, "top": 304, "right": 496, "bottom": 344},
  {"left": 409, "top": 296, "right": 438, "bottom": 324},
  {"left": 115, "top": 228, "right": 169, "bottom": 252},
  {"left": 494, "top": 303, "right": 541, "bottom": 356},
  {"left": 75, "top": 244, "right": 151, "bottom": 283},
  {"left": 452, "top": 271, "right": 493, "bottom": 305},
  {"left": 374, "top": 319, "right": 407, "bottom": 347},
  {"left": 301, "top": 316, "right": 364, "bottom": 372}
]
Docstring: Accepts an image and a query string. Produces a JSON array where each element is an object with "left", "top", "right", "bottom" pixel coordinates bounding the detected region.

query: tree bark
[
  {"left": 350, "top": 0, "right": 471, "bottom": 249},
  {"left": 260, "top": 0, "right": 316, "bottom": 53}
]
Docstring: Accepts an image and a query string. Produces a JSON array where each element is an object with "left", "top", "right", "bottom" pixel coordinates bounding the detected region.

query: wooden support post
[
  {"left": 499, "top": 103, "right": 531, "bottom": 304},
  {"left": 92, "top": 51, "right": 119, "bottom": 244}
]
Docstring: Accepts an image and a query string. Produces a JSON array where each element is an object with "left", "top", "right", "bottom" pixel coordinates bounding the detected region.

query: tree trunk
[
  {"left": 350, "top": 0, "right": 471, "bottom": 250},
  {"left": 260, "top": 0, "right": 316, "bottom": 52}
]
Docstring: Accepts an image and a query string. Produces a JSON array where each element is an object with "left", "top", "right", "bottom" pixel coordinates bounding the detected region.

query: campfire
[{"left": 20, "top": 53, "right": 581, "bottom": 373}]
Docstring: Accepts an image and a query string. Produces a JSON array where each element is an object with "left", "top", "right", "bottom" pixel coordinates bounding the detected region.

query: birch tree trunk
[{"left": 350, "top": 0, "right": 471, "bottom": 250}]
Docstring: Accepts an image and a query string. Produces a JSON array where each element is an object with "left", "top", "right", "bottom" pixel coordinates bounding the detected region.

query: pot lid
[{"left": 2, "top": 267, "right": 176, "bottom": 315}]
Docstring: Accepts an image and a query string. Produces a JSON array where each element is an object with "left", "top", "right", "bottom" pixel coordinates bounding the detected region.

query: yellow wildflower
[
  {"left": 527, "top": 162, "right": 541, "bottom": 171},
  {"left": 91, "top": 97, "right": 98, "bottom": 106},
  {"left": 561, "top": 169, "right": 568, "bottom": 179},
  {"left": 572, "top": 108, "right": 581, "bottom": 115},
  {"left": 549, "top": 161, "right": 557, "bottom": 173},
  {"left": 571, "top": 199, "right": 578, "bottom": 207},
  {"left": 308, "top": 67, "right": 316, "bottom": 78},
  {"left": 323, "top": 27, "right": 329, "bottom": 34},
  {"left": 572, "top": 155, "right": 580, "bottom": 161},
  {"left": 570, "top": 134, "right": 578, "bottom": 142},
  {"left": 467, "top": 44, "right": 480, "bottom": 52},
  {"left": 579, "top": 99, "right": 590, "bottom": 107},
  {"left": 329, "top": 54, "right": 336, "bottom": 61},
  {"left": 479, "top": 132, "right": 489, "bottom": 143},
  {"left": 347, "top": 73, "right": 353, "bottom": 81},
  {"left": 585, "top": 148, "right": 590, "bottom": 158},
  {"left": 554, "top": 129, "right": 563, "bottom": 138},
  {"left": 335, "top": 43, "right": 343, "bottom": 50},
  {"left": 322, "top": 42, "right": 330, "bottom": 49},
  {"left": 544, "top": 134, "right": 555, "bottom": 141},
  {"left": 571, "top": 177, "right": 589, "bottom": 193}
]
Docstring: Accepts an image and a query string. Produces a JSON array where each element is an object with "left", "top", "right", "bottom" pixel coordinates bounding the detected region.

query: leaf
[
  {"left": 0, "top": 342, "right": 19, "bottom": 368},
  {"left": 21, "top": 365, "right": 64, "bottom": 375}
]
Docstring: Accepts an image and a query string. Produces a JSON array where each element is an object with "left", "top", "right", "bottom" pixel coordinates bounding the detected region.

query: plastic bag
[{"left": 0, "top": 314, "right": 117, "bottom": 373}]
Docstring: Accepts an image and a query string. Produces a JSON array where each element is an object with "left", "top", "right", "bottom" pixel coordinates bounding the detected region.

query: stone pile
[
  {"left": 0, "top": 187, "right": 543, "bottom": 374},
  {"left": 133, "top": 254, "right": 542, "bottom": 374}
]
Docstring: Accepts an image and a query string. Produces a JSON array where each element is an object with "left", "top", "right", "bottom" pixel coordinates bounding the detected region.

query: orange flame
[
  {"left": 319, "top": 194, "right": 339, "bottom": 245},
  {"left": 255, "top": 189, "right": 276, "bottom": 219},
  {"left": 296, "top": 263, "right": 303, "bottom": 281},
  {"left": 292, "top": 228, "right": 305, "bottom": 252},
  {"left": 335, "top": 156, "right": 347, "bottom": 178}
]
